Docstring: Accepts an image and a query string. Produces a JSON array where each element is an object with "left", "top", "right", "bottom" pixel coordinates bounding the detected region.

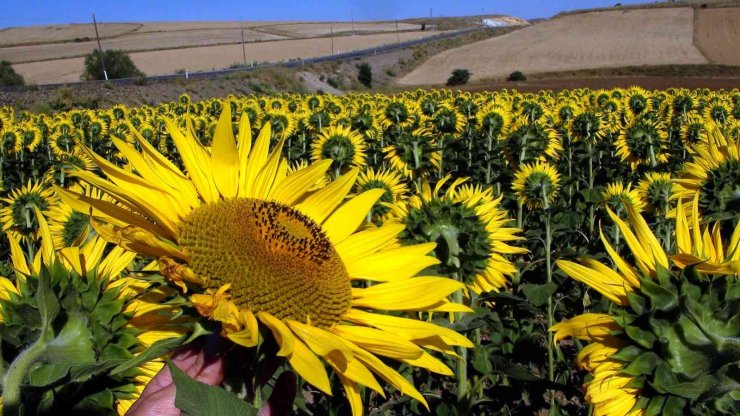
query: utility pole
[
  {"left": 330, "top": 22, "right": 335, "bottom": 54},
  {"left": 240, "top": 18, "right": 247, "bottom": 67},
  {"left": 351, "top": 11, "right": 354, "bottom": 35},
  {"left": 92, "top": 13, "right": 108, "bottom": 80},
  {"left": 395, "top": 19, "right": 400, "bottom": 43},
  {"left": 430, "top": 8, "right": 433, "bottom": 18}
]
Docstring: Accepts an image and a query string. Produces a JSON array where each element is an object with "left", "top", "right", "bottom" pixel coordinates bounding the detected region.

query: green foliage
[
  {"left": 508, "top": 71, "right": 527, "bottom": 81},
  {"left": 357, "top": 62, "right": 372, "bottom": 88},
  {"left": 0, "top": 263, "right": 187, "bottom": 415},
  {"left": 615, "top": 267, "right": 740, "bottom": 415},
  {"left": 81, "top": 49, "right": 144, "bottom": 81},
  {"left": 169, "top": 359, "right": 258, "bottom": 416},
  {"left": 446, "top": 68, "right": 471, "bottom": 86},
  {"left": 0, "top": 60, "right": 25, "bottom": 86}
]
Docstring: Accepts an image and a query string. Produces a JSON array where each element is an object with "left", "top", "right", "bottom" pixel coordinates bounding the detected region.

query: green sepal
[
  {"left": 626, "top": 290, "right": 647, "bottom": 315},
  {"left": 610, "top": 345, "right": 643, "bottom": 362},
  {"left": 662, "top": 396, "right": 687, "bottom": 416},
  {"left": 621, "top": 351, "right": 661, "bottom": 376},
  {"left": 645, "top": 396, "right": 666, "bottom": 416},
  {"left": 638, "top": 276, "right": 678, "bottom": 312},
  {"left": 624, "top": 323, "right": 657, "bottom": 349}
]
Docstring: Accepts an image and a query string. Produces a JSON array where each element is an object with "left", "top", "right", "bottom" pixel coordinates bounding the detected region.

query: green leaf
[
  {"left": 29, "top": 364, "right": 69, "bottom": 387},
  {"left": 169, "top": 359, "right": 258, "bottom": 416},
  {"left": 645, "top": 396, "right": 666, "bottom": 416},
  {"left": 662, "top": 396, "right": 687, "bottom": 416},
  {"left": 44, "top": 312, "right": 95, "bottom": 366},
  {"left": 111, "top": 336, "right": 185, "bottom": 376},
  {"left": 624, "top": 324, "right": 657, "bottom": 349},
  {"left": 473, "top": 346, "right": 492, "bottom": 374},
  {"left": 521, "top": 282, "right": 557, "bottom": 307},
  {"left": 37, "top": 268, "right": 60, "bottom": 338},
  {"left": 72, "top": 389, "right": 114, "bottom": 414},
  {"left": 621, "top": 351, "right": 661, "bottom": 376},
  {"left": 610, "top": 345, "right": 643, "bottom": 362},
  {"left": 639, "top": 278, "right": 678, "bottom": 312}
]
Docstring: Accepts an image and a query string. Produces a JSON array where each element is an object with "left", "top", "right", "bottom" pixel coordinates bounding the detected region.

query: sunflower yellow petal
[
  {"left": 344, "top": 243, "right": 439, "bottom": 282},
  {"left": 286, "top": 320, "right": 353, "bottom": 364},
  {"left": 288, "top": 337, "right": 332, "bottom": 395},
  {"left": 257, "top": 312, "right": 295, "bottom": 357},
  {"left": 330, "top": 325, "right": 424, "bottom": 360},
  {"left": 269, "top": 159, "right": 332, "bottom": 205},
  {"left": 335, "top": 222, "right": 405, "bottom": 260},
  {"left": 211, "top": 104, "right": 240, "bottom": 198},
  {"left": 323, "top": 189, "right": 384, "bottom": 244},
  {"left": 241, "top": 122, "right": 272, "bottom": 197},
  {"left": 351, "top": 277, "right": 464, "bottom": 310},
  {"left": 295, "top": 168, "right": 359, "bottom": 224}
]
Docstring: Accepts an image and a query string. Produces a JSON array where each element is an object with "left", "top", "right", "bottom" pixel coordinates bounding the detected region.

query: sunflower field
[{"left": 0, "top": 87, "right": 738, "bottom": 416}]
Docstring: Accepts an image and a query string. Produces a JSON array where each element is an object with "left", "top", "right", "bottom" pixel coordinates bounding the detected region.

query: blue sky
[{"left": 2, "top": 0, "right": 652, "bottom": 28}]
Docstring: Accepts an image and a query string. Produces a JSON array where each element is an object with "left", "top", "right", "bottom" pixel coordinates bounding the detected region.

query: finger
[{"left": 125, "top": 384, "right": 179, "bottom": 416}]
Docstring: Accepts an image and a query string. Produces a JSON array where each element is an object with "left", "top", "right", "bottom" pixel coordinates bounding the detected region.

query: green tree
[
  {"left": 508, "top": 71, "right": 527, "bottom": 81},
  {"left": 357, "top": 62, "right": 373, "bottom": 88},
  {"left": 0, "top": 61, "right": 25, "bottom": 86},
  {"left": 81, "top": 49, "right": 144, "bottom": 81},
  {"left": 446, "top": 68, "right": 470, "bottom": 86}
]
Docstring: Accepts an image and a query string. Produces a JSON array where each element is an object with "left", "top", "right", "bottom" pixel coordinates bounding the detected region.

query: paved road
[{"left": 2, "top": 27, "right": 481, "bottom": 91}]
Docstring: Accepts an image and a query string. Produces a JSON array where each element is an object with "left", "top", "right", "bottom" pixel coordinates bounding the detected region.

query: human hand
[{"left": 125, "top": 336, "right": 226, "bottom": 416}]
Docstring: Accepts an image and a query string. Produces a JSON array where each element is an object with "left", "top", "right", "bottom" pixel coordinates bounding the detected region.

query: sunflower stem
[
  {"left": 587, "top": 141, "right": 595, "bottom": 236},
  {"left": 517, "top": 199, "right": 524, "bottom": 229},
  {"left": 2, "top": 339, "right": 47, "bottom": 416},
  {"left": 438, "top": 227, "right": 467, "bottom": 401},
  {"left": 438, "top": 136, "right": 445, "bottom": 179},
  {"left": 542, "top": 189, "right": 555, "bottom": 410}
]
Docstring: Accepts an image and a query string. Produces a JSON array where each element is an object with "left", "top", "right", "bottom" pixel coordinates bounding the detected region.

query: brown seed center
[{"left": 180, "top": 198, "right": 351, "bottom": 327}]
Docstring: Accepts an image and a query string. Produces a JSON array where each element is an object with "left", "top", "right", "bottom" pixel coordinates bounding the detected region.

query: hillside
[
  {"left": 0, "top": 16, "right": 522, "bottom": 85},
  {"left": 400, "top": 5, "right": 740, "bottom": 86}
]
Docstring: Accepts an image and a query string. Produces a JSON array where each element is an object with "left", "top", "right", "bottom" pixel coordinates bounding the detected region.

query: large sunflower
[
  {"left": 1, "top": 181, "right": 57, "bottom": 240},
  {"left": 673, "top": 125, "right": 740, "bottom": 222},
  {"left": 602, "top": 181, "right": 646, "bottom": 215},
  {"left": 63, "top": 107, "right": 472, "bottom": 415},
  {"left": 511, "top": 161, "right": 561, "bottom": 209},
  {"left": 551, "top": 314, "right": 642, "bottom": 416},
  {"left": 1, "top": 210, "right": 185, "bottom": 416},
  {"left": 310, "top": 124, "right": 366, "bottom": 177},
  {"left": 552, "top": 204, "right": 739, "bottom": 415},
  {"left": 355, "top": 167, "right": 408, "bottom": 223},
  {"left": 616, "top": 115, "right": 669, "bottom": 169},
  {"left": 390, "top": 176, "right": 526, "bottom": 294}
]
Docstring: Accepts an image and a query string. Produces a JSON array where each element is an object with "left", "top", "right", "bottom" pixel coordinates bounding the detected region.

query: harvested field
[
  {"left": 694, "top": 7, "right": 740, "bottom": 66},
  {"left": 0, "top": 23, "right": 141, "bottom": 46},
  {"left": 0, "top": 29, "right": 285, "bottom": 63},
  {"left": 14, "top": 30, "right": 449, "bottom": 84},
  {"left": 254, "top": 22, "right": 421, "bottom": 37},
  {"left": 400, "top": 8, "right": 709, "bottom": 85}
]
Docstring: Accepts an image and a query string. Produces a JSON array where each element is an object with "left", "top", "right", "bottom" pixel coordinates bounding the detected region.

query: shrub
[
  {"left": 0, "top": 60, "right": 25, "bottom": 86},
  {"left": 81, "top": 49, "right": 144, "bottom": 81},
  {"left": 326, "top": 76, "right": 341, "bottom": 89},
  {"left": 357, "top": 63, "right": 373, "bottom": 88},
  {"left": 508, "top": 71, "right": 527, "bottom": 81},
  {"left": 446, "top": 68, "right": 471, "bottom": 86}
]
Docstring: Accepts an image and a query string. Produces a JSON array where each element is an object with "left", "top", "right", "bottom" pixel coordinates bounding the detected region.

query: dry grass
[
  {"left": 399, "top": 8, "right": 708, "bottom": 86},
  {"left": 0, "top": 29, "right": 286, "bottom": 63},
  {"left": 0, "top": 23, "right": 141, "bottom": 46},
  {"left": 694, "top": 7, "right": 740, "bottom": 66},
  {"left": 14, "top": 30, "right": 450, "bottom": 84},
  {"left": 255, "top": 22, "right": 421, "bottom": 37}
]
